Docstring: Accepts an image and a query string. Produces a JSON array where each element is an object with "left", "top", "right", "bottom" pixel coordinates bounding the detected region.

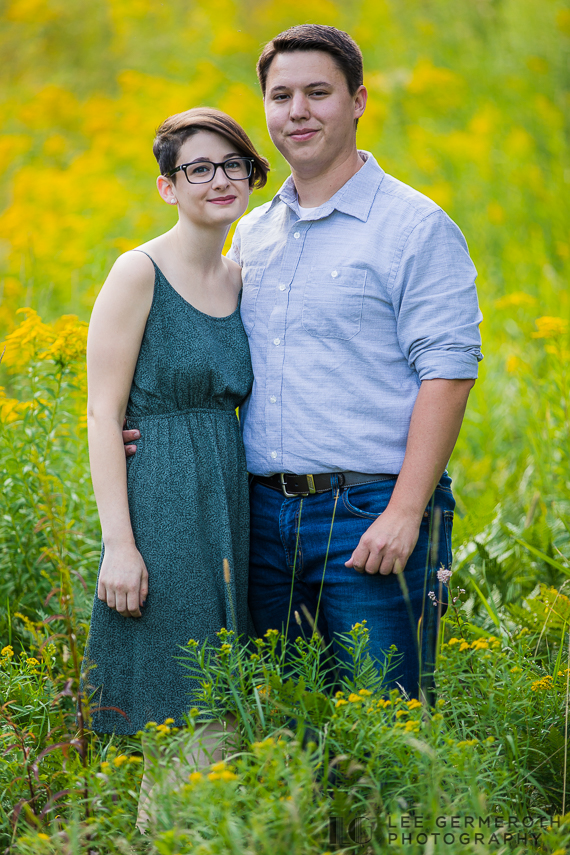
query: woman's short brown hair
[
  {"left": 257, "top": 25, "right": 363, "bottom": 97},
  {"left": 153, "top": 107, "right": 270, "bottom": 190}
]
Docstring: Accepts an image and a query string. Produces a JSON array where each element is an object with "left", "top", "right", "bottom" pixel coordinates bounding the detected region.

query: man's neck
[{"left": 292, "top": 147, "right": 365, "bottom": 208}]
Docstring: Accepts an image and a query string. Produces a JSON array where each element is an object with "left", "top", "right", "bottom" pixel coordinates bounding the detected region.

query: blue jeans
[{"left": 248, "top": 474, "right": 455, "bottom": 701}]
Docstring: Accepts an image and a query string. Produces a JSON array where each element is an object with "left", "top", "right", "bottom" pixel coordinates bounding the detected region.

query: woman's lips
[{"left": 208, "top": 195, "right": 237, "bottom": 205}]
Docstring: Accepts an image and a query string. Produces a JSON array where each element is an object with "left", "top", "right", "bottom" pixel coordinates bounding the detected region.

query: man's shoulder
[
  {"left": 375, "top": 171, "right": 443, "bottom": 224},
  {"left": 234, "top": 199, "right": 275, "bottom": 233}
]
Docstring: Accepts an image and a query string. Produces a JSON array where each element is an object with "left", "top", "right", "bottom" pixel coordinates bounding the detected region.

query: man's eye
[{"left": 310, "top": 89, "right": 327, "bottom": 96}]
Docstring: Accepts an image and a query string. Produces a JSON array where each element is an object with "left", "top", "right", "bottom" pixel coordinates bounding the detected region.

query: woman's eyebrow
[{"left": 183, "top": 152, "right": 243, "bottom": 163}]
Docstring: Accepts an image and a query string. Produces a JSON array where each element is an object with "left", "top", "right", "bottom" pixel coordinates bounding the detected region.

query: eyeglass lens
[{"left": 184, "top": 158, "right": 252, "bottom": 183}]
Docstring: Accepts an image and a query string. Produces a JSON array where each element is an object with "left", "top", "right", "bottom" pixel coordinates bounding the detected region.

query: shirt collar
[{"left": 272, "top": 151, "right": 384, "bottom": 222}]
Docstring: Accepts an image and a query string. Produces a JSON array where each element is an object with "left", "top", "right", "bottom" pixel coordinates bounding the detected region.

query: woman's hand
[{"left": 98, "top": 543, "right": 149, "bottom": 618}]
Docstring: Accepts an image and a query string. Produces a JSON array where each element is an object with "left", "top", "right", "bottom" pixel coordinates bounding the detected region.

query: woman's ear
[{"left": 157, "top": 174, "right": 177, "bottom": 206}]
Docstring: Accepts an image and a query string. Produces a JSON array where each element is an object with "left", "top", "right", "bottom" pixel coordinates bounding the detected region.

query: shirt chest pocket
[
  {"left": 240, "top": 266, "right": 264, "bottom": 335},
  {"left": 302, "top": 266, "right": 367, "bottom": 340}
]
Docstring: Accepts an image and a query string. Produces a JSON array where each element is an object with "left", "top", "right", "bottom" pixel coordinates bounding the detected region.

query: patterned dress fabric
[{"left": 83, "top": 253, "right": 253, "bottom": 734}]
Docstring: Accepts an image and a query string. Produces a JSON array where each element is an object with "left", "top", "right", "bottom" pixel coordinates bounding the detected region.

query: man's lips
[
  {"left": 288, "top": 128, "right": 319, "bottom": 141},
  {"left": 207, "top": 195, "right": 237, "bottom": 205}
]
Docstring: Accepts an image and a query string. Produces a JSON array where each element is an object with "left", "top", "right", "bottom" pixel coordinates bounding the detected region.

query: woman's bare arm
[{"left": 87, "top": 251, "right": 154, "bottom": 617}]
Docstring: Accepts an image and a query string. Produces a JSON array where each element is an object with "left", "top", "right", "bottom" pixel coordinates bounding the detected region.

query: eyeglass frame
[{"left": 164, "top": 157, "right": 255, "bottom": 184}]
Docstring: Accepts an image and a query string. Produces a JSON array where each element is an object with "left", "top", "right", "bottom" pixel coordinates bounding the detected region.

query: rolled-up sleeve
[{"left": 390, "top": 209, "right": 483, "bottom": 380}]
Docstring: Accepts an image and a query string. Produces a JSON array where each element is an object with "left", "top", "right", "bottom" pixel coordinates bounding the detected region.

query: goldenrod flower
[
  {"left": 348, "top": 693, "right": 363, "bottom": 703},
  {"left": 188, "top": 771, "right": 202, "bottom": 783},
  {"left": 532, "top": 316, "right": 568, "bottom": 339},
  {"left": 407, "top": 699, "right": 422, "bottom": 710},
  {"left": 447, "top": 638, "right": 460, "bottom": 646},
  {"left": 335, "top": 699, "right": 348, "bottom": 708},
  {"left": 459, "top": 641, "right": 470, "bottom": 652},
  {"left": 471, "top": 639, "right": 489, "bottom": 651},
  {"left": 113, "top": 754, "right": 128, "bottom": 767},
  {"left": 358, "top": 688, "right": 372, "bottom": 696},
  {"left": 1, "top": 646, "right": 14, "bottom": 658}
]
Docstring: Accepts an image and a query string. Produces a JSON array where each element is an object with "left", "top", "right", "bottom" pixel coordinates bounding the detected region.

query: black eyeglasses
[{"left": 165, "top": 157, "right": 254, "bottom": 184}]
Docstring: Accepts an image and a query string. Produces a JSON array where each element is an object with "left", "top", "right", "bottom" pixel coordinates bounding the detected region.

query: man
[{"left": 126, "top": 25, "right": 482, "bottom": 700}]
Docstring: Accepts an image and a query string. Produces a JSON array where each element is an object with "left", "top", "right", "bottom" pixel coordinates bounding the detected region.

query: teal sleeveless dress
[{"left": 84, "top": 253, "right": 253, "bottom": 734}]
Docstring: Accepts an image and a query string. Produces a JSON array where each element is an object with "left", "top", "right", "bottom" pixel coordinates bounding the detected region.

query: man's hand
[
  {"left": 345, "top": 506, "right": 422, "bottom": 575},
  {"left": 98, "top": 543, "right": 149, "bottom": 618},
  {"left": 122, "top": 418, "right": 139, "bottom": 457},
  {"left": 345, "top": 378, "right": 475, "bottom": 577}
]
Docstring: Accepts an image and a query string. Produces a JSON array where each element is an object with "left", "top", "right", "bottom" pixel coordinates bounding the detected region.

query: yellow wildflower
[
  {"left": 101, "top": 761, "right": 111, "bottom": 773},
  {"left": 457, "top": 738, "right": 479, "bottom": 748},
  {"left": 348, "top": 693, "right": 363, "bottom": 703},
  {"left": 128, "top": 756, "right": 143, "bottom": 764},
  {"left": 189, "top": 708, "right": 200, "bottom": 716},
  {"left": 145, "top": 721, "right": 157, "bottom": 729},
  {"left": 26, "top": 658, "right": 40, "bottom": 667},
  {"left": 531, "top": 675, "right": 554, "bottom": 692},
  {"left": 188, "top": 771, "right": 202, "bottom": 783},
  {"left": 335, "top": 699, "right": 348, "bottom": 708},
  {"left": 447, "top": 638, "right": 460, "bottom": 645},
  {"left": 471, "top": 639, "right": 489, "bottom": 651},
  {"left": 334, "top": 690, "right": 345, "bottom": 699},
  {"left": 113, "top": 754, "right": 128, "bottom": 767},
  {"left": 219, "top": 769, "right": 238, "bottom": 781},
  {"left": 407, "top": 699, "right": 422, "bottom": 710},
  {"left": 1, "top": 646, "right": 14, "bottom": 658},
  {"left": 377, "top": 699, "right": 392, "bottom": 708},
  {"left": 164, "top": 718, "right": 175, "bottom": 725},
  {"left": 510, "top": 666, "right": 522, "bottom": 674},
  {"left": 532, "top": 316, "right": 568, "bottom": 339},
  {"left": 37, "top": 833, "right": 50, "bottom": 841},
  {"left": 459, "top": 642, "right": 470, "bottom": 652},
  {"left": 358, "top": 688, "right": 373, "bottom": 697},
  {"left": 396, "top": 709, "right": 409, "bottom": 718},
  {"left": 156, "top": 724, "right": 170, "bottom": 734}
]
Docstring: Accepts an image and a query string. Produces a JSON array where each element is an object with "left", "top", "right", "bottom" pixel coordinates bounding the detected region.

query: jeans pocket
[
  {"left": 302, "top": 266, "right": 366, "bottom": 340},
  {"left": 241, "top": 266, "right": 264, "bottom": 335},
  {"left": 341, "top": 481, "right": 397, "bottom": 519}
]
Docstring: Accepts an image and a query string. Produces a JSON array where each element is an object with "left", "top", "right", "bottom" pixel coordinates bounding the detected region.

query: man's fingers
[
  {"left": 122, "top": 429, "right": 140, "bottom": 443},
  {"left": 125, "top": 444, "right": 137, "bottom": 457}
]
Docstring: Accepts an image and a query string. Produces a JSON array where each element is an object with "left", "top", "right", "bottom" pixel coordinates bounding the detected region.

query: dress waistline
[{"left": 126, "top": 407, "right": 238, "bottom": 421}]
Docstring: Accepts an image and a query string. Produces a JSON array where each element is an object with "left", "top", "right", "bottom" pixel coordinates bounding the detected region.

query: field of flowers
[{"left": 1, "top": 0, "right": 569, "bottom": 852}]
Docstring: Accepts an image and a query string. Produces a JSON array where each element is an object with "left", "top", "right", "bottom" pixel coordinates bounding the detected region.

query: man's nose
[{"left": 289, "top": 92, "right": 310, "bottom": 121}]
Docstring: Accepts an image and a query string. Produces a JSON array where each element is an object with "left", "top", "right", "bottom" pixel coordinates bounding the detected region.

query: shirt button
[
  {"left": 331, "top": 270, "right": 338, "bottom": 278},
  {"left": 270, "top": 451, "right": 277, "bottom": 459},
  {"left": 273, "top": 338, "right": 280, "bottom": 346},
  {"left": 278, "top": 284, "right": 286, "bottom": 291},
  {"left": 293, "top": 231, "right": 301, "bottom": 239},
  {"left": 269, "top": 396, "right": 277, "bottom": 403}
]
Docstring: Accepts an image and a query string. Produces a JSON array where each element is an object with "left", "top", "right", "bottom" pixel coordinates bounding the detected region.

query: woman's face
[{"left": 160, "top": 130, "right": 252, "bottom": 226}]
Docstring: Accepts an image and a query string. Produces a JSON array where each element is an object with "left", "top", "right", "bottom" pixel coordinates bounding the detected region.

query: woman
[{"left": 83, "top": 109, "right": 269, "bottom": 760}]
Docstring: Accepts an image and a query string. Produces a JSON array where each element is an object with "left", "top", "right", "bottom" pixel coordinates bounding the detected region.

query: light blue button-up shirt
[{"left": 228, "top": 152, "right": 483, "bottom": 477}]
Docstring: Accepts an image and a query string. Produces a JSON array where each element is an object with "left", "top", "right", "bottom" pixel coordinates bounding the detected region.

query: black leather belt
[{"left": 253, "top": 471, "right": 396, "bottom": 498}]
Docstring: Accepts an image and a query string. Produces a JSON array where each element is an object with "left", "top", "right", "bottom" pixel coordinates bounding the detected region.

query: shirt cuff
[{"left": 414, "top": 349, "right": 483, "bottom": 381}]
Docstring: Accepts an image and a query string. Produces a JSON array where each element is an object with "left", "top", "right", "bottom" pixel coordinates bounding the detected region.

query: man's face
[{"left": 263, "top": 50, "right": 366, "bottom": 176}]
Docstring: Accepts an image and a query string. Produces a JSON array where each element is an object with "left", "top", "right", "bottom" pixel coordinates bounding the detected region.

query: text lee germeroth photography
[{"left": 1, "top": 0, "right": 570, "bottom": 853}]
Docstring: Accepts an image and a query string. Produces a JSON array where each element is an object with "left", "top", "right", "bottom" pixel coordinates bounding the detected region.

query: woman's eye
[
  {"left": 190, "top": 164, "right": 210, "bottom": 175},
  {"left": 224, "top": 160, "right": 240, "bottom": 170}
]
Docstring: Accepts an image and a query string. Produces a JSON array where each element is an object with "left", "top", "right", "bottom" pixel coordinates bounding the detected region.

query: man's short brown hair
[
  {"left": 257, "top": 25, "right": 363, "bottom": 97},
  {"left": 153, "top": 107, "right": 270, "bottom": 189}
]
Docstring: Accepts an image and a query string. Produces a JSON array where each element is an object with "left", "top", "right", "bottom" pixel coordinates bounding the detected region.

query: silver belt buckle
[{"left": 280, "top": 473, "right": 317, "bottom": 497}]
